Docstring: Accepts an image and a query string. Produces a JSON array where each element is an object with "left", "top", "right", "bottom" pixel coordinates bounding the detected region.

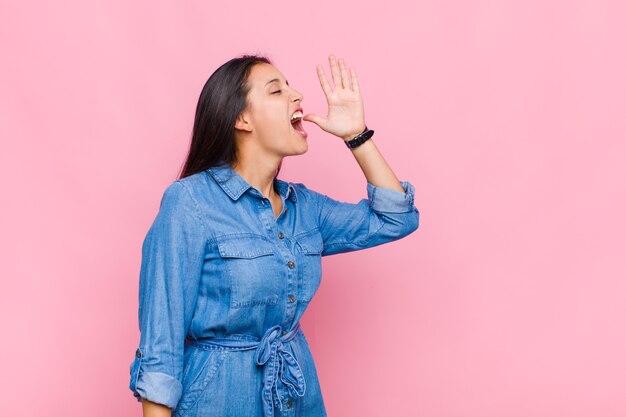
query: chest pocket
[
  {"left": 294, "top": 228, "right": 324, "bottom": 303},
  {"left": 215, "top": 233, "right": 280, "bottom": 309}
]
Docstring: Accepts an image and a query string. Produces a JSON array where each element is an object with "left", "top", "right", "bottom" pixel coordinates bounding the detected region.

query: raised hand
[{"left": 302, "top": 54, "right": 367, "bottom": 142}]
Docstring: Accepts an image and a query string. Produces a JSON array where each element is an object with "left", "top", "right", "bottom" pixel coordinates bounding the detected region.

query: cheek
[{"left": 256, "top": 110, "right": 290, "bottom": 136}]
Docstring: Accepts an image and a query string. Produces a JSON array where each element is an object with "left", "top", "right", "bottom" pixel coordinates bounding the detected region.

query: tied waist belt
[{"left": 184, "top": 322, "right": 306, "bottom": 417}]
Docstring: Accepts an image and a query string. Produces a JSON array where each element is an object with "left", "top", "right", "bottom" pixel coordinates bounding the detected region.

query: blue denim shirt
[{"left": 129, "top": 160, "right": 419, "bottom": 417}]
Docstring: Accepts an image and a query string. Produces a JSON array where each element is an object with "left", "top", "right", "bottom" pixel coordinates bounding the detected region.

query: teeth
[{"left": 290, "top": 111, "right": 303, "bottom": 123}]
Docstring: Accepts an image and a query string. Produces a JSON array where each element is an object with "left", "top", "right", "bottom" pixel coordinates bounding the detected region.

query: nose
[{"left": 291, "top": 89, "right": 303, "bottom": 103}]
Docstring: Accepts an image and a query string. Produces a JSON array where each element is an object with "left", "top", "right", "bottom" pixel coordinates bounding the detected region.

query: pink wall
[{"left": 1, "top": 1, "right": 625, "bottom": 416}]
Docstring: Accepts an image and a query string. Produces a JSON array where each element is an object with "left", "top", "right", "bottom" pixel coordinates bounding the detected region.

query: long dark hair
[{"left": 177, "top": 54, "right": 283, "bottom": 181}]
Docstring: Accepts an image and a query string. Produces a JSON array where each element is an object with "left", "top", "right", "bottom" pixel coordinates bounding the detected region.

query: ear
[{"left": 234, "top": 111, "right": 253, "bottom": 133}]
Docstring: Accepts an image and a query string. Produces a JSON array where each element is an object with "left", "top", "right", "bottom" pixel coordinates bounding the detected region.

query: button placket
[{"left": 258, "top": 191, "right": 299, "bottom": 320}]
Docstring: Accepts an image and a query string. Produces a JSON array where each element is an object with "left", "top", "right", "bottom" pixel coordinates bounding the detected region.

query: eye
[{"left": 272, "top": 90, "right": 282, "bottom": 94}]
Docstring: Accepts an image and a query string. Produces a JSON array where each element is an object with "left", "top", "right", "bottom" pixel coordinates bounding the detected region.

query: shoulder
[
  {"left": 157, "top": 176, "right": 207, "bottom": 227},
  {"left": 161, "top": 170, "right": 210, "bottom": 205},
  {"left": 160, "top": 180, "right": 193, "bottom": 206},
  {"left": 171, "top": 170, "right": 209, "bottom": 193}
]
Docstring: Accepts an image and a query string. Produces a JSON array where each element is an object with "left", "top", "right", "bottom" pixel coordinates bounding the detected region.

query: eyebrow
[{"left": 265, "top": 78, "right": 289, "bottom": 87}]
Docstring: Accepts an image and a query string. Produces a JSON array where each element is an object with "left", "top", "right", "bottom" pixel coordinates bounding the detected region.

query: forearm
[
  {"left": 141, "top": 398, "right": 172, "bottom": 417},
  {"left": 343, "top": 136, "right": 405, "bottom": 193}
]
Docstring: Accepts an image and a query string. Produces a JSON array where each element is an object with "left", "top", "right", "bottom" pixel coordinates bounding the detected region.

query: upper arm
[{"left": 296, "top": 181, "right": 419, "bottom": 257}]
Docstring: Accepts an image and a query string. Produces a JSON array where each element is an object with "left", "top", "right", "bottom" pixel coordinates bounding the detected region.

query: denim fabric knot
[{"left": 255, "top": 322, "right": 306, "bottom": 416}]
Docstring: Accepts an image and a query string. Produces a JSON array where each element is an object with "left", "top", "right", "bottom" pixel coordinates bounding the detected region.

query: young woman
[{"left": 129, "top": 54, "right": 419, "bottom": 417}]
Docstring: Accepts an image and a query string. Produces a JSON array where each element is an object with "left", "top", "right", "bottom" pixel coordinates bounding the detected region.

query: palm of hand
[{"left": 302, "top": 54, "right": 367, "bottom": 141}]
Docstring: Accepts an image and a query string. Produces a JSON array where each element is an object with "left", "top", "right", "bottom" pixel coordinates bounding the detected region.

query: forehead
[{"left": 249, "top": 63, "right": 288, "bottom": 88}]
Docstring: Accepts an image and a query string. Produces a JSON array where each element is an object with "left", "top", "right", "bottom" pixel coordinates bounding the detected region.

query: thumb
[{"left": 302, "top": 113, "right": 326, "bottom": 129}]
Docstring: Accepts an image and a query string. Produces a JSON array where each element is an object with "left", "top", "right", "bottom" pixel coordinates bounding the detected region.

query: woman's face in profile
[{"left": 235, "top": 63, "right": 309, "bottom": 158}]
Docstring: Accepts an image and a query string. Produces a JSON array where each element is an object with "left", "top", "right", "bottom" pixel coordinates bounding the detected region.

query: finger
[
  {"left": 303, "top": 113, "right": 326, "bottom": 129},
  {"left": 328, "top": 54, "right": 343, "bottom": 89},
  {"left": 338, "top": 58, "right": 351, "bottom": 90},
  {"left": 316, "top": 64, "right": 333, "bottom": 97},
  {"left": 350, "top": 67, "right": 360, "bottom": 95}
]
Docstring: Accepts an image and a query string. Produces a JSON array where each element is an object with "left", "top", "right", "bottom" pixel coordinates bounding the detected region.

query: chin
[
  {"left": 289, "top": 135, "right": 308, "bottom": 155},
  {"left": 285, "top": 147, "right": 307, "bottom": 157},
  {"left": 297, "top": 141, "right": 309, "bottom": 154},
  {"left": 285, "top": 146, "right": 307, "bottom": 157}
]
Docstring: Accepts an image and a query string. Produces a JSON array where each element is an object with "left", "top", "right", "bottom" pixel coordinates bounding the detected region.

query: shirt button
[
  {"left": 289, "top": 295, "right": 296, "bottom": 303},
  {"left": 278, "top": 232, "right": 284, "bottom": 239},
  {"left": 287, "top": 261, "right": 295, "bottom": 268},
  {"left": 285, "top": 207, "right": 289, "bottom": 213},
  {"left": 286, "top": 399, "right": 293, "bottom": 409},
  {"left": 281, "top": 330, "right": 287, "bottom": 336},
  {"left": 136, "top": 348, "right": 142, "bottom": 358}
]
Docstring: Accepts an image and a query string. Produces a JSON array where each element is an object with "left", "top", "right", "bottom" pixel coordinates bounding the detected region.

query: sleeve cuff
[
  {"left": 129, "top": 354, "right": 183, "bottom": 409},
  {"left": 367, "top": 181, "right": 416, "bottom": 213}
]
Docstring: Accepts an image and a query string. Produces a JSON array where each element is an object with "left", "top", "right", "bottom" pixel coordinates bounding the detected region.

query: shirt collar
[{"left": 206, "top": 161, "right": 297, "bottom": 203}]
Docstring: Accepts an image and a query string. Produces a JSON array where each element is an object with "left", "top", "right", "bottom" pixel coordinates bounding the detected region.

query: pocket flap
[
  {"left": 296, "top": 230, "right": 324, "bottom": 255},
  {"left": 215, "top": 234, "right": 275, "bottom": 258}
]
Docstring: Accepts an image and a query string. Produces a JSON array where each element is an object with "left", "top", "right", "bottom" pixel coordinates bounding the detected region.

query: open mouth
[{"left": 290, "top": 111, "right": 308, "bottom": 139}]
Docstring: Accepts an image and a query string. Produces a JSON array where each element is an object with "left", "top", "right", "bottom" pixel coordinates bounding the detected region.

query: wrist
[
  {"left": 343, "top": 126, "right": 374, "bottom": 149},
  {"left": 341, "top": 125, "right": 368, "bottom": 142}
]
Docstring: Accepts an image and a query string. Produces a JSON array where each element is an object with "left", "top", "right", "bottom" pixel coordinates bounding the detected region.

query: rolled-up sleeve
[
  {"left": 297, "top": 181, "right": 419, "bottom": 257},
  {"left": 129, "top": 180, "right": 207, "bottom": 409}
]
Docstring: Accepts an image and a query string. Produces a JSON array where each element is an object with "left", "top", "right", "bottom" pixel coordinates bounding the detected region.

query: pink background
[{"left": 1, "top": 1, "right": 625, "bottom": 416}]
